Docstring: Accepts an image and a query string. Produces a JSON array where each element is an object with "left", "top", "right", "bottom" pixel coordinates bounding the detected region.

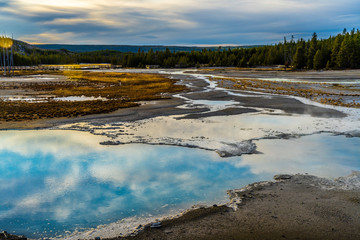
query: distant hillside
[
  {"left": 13, "top": 39, "right": 41, "bottom": 54},
  {"left": 11, "top": 40, "right": 69, "bottom": 55},
  {"left": 34, "top": 44, "right": 259, "bottom": 53}
]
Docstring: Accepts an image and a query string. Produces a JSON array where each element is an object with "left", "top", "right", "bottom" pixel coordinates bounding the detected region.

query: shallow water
[{"left": 0, "top": 130, "right": 359, "bottom": 239}]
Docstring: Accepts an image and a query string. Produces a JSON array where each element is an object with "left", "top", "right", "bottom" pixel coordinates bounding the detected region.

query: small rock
[
  {"left": 150, "top": 222, "right": 162, "bottom": 228},
  {"left": 99, "top": 141, "right": 123, "bottom": 145},
  {"left": 144, "top": 223, "right": 152, "bottom": 229},
  {"left": 95, "top": 237, "right": 101, "bottom": 240},
  {"left": 274, "top": 174, "right": 292, "bottom": 180}
]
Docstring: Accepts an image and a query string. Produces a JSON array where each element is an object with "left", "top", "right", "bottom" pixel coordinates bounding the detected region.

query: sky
[{"left": 0, "top": 0, "right": 359, "bottom": 45}]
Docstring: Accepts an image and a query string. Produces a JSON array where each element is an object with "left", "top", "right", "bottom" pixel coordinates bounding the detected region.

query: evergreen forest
[{"left": 7, "top": 29, "right": 360, "bottom": 70}]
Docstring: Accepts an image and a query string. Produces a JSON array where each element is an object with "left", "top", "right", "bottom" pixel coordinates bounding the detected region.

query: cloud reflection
[
  {"left": 0, "top": 130, "right": 359, "bottom": 238},
  {"left": 239, "top": 134, "right": 360, "bottom": 178},
  {"left": 0, "top": 130, "right": 249, "bottom": 237}
]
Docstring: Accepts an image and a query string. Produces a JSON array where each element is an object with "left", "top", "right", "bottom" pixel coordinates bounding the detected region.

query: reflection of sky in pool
[{"left": 0, "top": 130, "right": 359, "bottom": 238}]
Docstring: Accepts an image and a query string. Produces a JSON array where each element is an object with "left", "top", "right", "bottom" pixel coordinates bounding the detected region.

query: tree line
[{"left": 6, "top": 28, "right": 360, "bottom": 70}]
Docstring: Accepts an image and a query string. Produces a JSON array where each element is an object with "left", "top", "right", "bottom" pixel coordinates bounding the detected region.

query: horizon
[
  {"left": 30, "top": 42, "right": 250, "bottom": 47},
  {"left": 1, "top": 1, "right": 359, "bottom": 45}
]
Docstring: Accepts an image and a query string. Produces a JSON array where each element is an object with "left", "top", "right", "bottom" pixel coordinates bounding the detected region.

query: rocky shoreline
[{"left": 0, "top": 231, "right": 27, "bottom": 240}]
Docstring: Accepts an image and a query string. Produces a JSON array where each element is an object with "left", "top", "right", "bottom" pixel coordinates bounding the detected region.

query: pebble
[{"left": 150, "top": 222, "right": 162, "bottom": 228}]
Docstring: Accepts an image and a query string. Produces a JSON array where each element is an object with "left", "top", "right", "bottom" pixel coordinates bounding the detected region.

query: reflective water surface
[{"left": 0, "top": 130, "right": 359, "bottom": 238}]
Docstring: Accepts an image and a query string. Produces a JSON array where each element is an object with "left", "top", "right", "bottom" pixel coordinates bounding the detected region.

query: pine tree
[
  {"left": 237, "top": 56, "right": 247, "bottom": 67},
  {"left": 293, "top": 43, "right": 306, "bottom": 69},
  {"left": 337, "top": 34, "right": 351, "bottom": 68},
  {"left": 313, "top": 49, "right": 323, "bottom": 70},
  {"left": 307, "top": 32, "right": 318, "bottom": 69},
  {"left": 330, "top": 35, "right": 343, "bottom": 68},
  {"left": 353, "top": 34, "right": 360, "bottom": 68}
]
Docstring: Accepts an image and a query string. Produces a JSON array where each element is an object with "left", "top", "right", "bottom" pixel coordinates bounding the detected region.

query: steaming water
[{"left": 0, "top": 130, "right": 359, "bottom": 239}]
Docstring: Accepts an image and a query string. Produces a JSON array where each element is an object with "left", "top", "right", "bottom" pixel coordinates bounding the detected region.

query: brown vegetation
[
  {"left": 0, "top": 71, "right": 186, "bottom": 121},
  {"left": 10, "top": 70, "right": 63, "bottom": 76}
]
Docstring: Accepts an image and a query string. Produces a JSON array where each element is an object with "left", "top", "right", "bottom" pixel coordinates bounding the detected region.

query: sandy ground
[{"left": 109, "top": 173, "right": 360, "bottom": 240}]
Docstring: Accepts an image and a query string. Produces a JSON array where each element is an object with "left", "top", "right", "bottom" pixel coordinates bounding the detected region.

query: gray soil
[{"left": 111, "top": 174, "right": 360, "bottom": 240}]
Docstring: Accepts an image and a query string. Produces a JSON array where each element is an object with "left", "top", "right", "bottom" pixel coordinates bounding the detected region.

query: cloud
[
  {"left": 0, "top": 0, "right": 359, "bottom": 44},
  {"left": 22, "top": 31, "right": 83, "bottom": 43},
  {"left": 0, "top": 1, "right": 8, "bottom": 8}
]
